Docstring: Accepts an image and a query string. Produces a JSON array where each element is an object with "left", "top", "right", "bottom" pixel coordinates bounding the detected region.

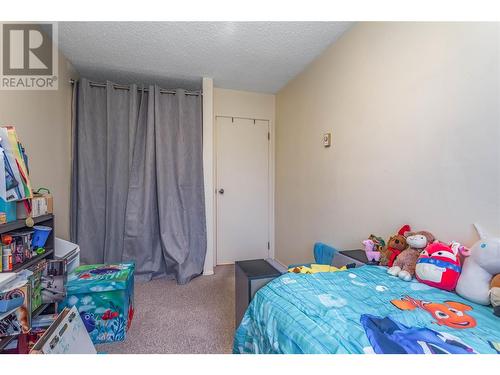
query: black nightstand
[
  {"left": 235, "top": 259, "right": 282, "bottom": 327},
  {"left": 333, "top": 249, "right": 380, "bottom": 268}
]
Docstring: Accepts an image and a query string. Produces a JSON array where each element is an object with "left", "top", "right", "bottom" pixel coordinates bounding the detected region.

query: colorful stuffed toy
[
  {"left": 288, "top": 264, "right": 347, "bottom": 274},
  {"left": 456, "top": 224, "right": 500, "bottom": 305},
  {"left": 379, "top": 225, "right": 411, "bottom": 267},
  {"left": 362, "top": 235, "right": 386, "bottom": 262},
  {"left": 415, "top": 241, "right": 465, "bottom": 291},
  {"left": 388, "top": 230, "right": 435, "bottom": 281},
  {"left": 362, "top": 239, "right": 381, "bottom": 262},
  {"left": 368, "top": 234, "right": 385, "bottom": 252}
]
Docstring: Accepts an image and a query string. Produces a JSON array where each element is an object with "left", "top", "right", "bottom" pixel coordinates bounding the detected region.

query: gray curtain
[{"left": 70, "top": 78, "right": 206, "bottom": 284}]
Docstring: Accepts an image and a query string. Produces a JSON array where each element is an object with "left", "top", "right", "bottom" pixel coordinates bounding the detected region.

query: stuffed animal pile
[
  {"left": 388, "top": 230, "right": 435, "bottom": 281},
  {"left": 365, "top": 223, "right": 500, "bottom": 316}
]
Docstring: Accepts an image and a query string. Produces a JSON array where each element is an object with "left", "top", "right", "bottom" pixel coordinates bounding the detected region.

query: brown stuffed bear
[
  {"left": 379, "top": 235, "right": 408, "bottom": 267},
  {"left": 491, "top": 274, "right": 500, "bottom": 317}
]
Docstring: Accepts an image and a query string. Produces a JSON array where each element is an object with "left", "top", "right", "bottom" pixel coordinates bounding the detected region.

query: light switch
[{"left": 323, "top": 132, "right": 332, "bottom": 148}]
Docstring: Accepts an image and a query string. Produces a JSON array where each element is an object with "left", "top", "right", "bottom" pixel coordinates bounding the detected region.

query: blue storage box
[
  {"left": 61, "top": 262, "right": 135, "bottom": 344},
  {"left": 0, "top": 198, "right": 17, "bottom": 223}
]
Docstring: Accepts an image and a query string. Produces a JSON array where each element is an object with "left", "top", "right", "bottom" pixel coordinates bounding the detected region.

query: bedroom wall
[
  {"left": 275, "top": 22, "right": 500, "bottom": 265},
  {"left": 0, "top": 48, "right": 78, "bottom": 239},
  {"left": 214, "top": 87, "right": 275, "bottom": 120}
]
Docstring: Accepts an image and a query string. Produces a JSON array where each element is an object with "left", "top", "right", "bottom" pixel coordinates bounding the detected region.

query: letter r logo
[{"left": 2, "top": 24, "right": 53, "bottom": 75}]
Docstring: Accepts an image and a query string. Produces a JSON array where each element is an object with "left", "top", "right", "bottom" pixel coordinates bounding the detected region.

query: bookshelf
[{"left": 0, "top": 214, "right": 55, "bottom": 352}]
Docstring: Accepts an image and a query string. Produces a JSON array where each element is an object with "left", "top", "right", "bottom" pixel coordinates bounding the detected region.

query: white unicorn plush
[{"left": 455, "top": 224, "right": 500, "bottom": 305}]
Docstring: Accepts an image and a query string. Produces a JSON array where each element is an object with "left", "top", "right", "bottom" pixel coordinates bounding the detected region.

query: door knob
[{"left": 218, "top": 188, "right": 224, "bottom": 194}]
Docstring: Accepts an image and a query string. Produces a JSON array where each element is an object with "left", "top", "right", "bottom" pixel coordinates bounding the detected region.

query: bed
[{"left": 233, "top": 266, "right": 500, "bottom": 354}]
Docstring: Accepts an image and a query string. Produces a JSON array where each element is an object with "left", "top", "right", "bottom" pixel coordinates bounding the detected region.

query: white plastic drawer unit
[{"left": 54, "top": 238, "right": 80, "bottom": 274}]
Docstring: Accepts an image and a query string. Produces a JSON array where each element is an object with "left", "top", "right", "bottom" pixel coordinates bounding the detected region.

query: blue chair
[
  {"left": 313, "top": 242, "right": 338, "bottom": 265},
  {"left": 288, "top": 242, "right": 338, "bottom": 268}
]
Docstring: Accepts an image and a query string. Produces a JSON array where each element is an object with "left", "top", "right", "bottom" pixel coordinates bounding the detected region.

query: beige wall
[
  {"left": 214, "top": 87, "right": 275, "bottom": 120},
  {"left": 0, "top": 49, "right": 78, "bottom": 239},
  {"left": 275, "top": 22, "right": 500, "bottom": 265}
]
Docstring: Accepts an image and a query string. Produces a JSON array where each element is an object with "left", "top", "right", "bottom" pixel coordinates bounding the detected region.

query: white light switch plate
[{"left": 323, "top": 132, "right": 332, "bottom": 147}]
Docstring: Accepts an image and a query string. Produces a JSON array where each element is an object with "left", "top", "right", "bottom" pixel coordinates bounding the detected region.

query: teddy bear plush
[
  {"left": 490, "top": 274, "right": 500, "bottom": 317},
  {"left": 378, "top": 225, "right": 410, "bottom": 267},
  {"left": 388, "top": 230, "right": 435, "bottom": 281},
  {"left": 379, "top": 234, "right": 408, "bottom": 267}
]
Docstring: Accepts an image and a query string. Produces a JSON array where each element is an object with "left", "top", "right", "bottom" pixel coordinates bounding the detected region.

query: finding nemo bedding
[{"left": 233, "top": 266, "right": 500, "bottom": 354}]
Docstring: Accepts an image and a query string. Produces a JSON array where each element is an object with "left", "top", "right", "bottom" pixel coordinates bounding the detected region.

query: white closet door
[{"left": 216, "top": 117, "right": 270, "bottom": 264}]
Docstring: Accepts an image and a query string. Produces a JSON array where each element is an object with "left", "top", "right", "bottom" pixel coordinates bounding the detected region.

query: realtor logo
[{"left": 0, "top": 22, "right": 58, "bottom": 90}]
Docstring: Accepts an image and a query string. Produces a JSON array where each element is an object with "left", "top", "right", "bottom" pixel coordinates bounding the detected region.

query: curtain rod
[{"left": 69, "top": 79, "right": 202, "bottom": 96}]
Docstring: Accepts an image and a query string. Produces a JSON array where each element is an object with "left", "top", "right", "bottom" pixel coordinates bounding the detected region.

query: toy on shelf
[
  {"left": 415, "top": 241, "right": 467, "bottom": 291},
  {"left": 379, "top": 225, "right": 411, "bottom": 267},
  {"left": 388, "top": 230, "right": 435, "bottom": 281},
  {"left": 456, "top": 224, "right": 500, "bottom": 305}
]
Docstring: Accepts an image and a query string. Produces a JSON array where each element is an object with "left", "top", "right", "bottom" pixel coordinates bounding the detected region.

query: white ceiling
[{"left": 57, "top": 22, "right": 352, "bottom": 93}]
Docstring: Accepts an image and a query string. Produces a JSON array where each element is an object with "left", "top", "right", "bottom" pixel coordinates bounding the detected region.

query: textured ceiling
[{"left": 57, "top": 22, "right": 352, "bottom": 93}]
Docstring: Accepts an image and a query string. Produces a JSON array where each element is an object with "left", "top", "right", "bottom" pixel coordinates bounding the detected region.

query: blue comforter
[{"left": 233, "top": 266, "right": 500, "bottom": 354}]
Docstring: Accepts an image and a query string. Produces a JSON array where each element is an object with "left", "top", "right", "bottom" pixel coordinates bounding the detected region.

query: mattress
[{"left": 233, "top": 266, "right": 500, "bottom": 354}]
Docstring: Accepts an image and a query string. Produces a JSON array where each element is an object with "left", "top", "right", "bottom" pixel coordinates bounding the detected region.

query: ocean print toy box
[{"left": 60, "top": 262, "right": 135, "bottom": 344}]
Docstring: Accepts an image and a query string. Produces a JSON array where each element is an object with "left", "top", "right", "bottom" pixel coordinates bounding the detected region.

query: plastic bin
[{"left": 54, "top": 238, "right": 80, "bottom": 274}]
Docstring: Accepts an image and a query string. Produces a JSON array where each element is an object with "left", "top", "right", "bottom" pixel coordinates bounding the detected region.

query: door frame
[{"left": 214, "top": 114, "right": 275, "bottom": 265}]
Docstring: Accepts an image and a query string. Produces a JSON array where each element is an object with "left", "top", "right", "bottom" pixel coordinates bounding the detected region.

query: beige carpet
[{"left": 97, "top": 265, "right": 235, "bottom": 354}]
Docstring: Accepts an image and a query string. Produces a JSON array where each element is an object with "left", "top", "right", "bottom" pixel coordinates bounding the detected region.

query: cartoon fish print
[
  {"left": 101, "top": 309, "right": 119, "bottom": 320},
  {"left": 391, "top": 295, "right": 477, "bottom": 329},
  {"left": 360, "top": 314, "right": 476, "bottom": 354},
  {"left": 79, "top": 311, "right": 96, "bottom": 332}
]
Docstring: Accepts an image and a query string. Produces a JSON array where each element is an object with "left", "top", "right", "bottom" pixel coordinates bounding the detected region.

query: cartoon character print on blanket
[
  {"left": 391, "top": 295, "right": 477, "bottom": 329},
  {"left": 360, "top": 314, "right": 476, "bottom": 354}
]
